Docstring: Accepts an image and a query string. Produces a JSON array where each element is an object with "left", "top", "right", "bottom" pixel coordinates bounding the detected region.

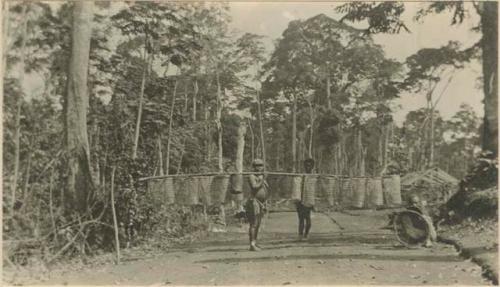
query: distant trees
[
  {"left": 262, "top": 14, "right": 403, "bottom": 175},
  {"left": 336, "top": 1, "right": 497, "bottom": 157}
]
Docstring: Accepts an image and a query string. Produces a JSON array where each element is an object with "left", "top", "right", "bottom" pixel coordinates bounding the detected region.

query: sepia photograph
[{"left": 2, "top": 1, "right": 498, "bottom": 285}]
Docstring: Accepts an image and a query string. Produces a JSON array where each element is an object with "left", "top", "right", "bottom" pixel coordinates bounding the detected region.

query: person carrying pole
[
  {"left": 245, "top": 159, "right": 268, "bottom": 251},
  {"left": 296, "top": 158, "right": 315, "bottom": 241}
]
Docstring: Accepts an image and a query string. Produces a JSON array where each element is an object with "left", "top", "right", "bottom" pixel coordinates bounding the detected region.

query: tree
[
  {"left": 403, "top": 42, "right": 467, "bottom": 166},
  {"left": 64, "top": 1, "right": 94, "bottom": 212},
  {"left": 263, "top": 14, "right": 401, "bottom": 174},
  {"left": 336, "top": 1, "right": 497, "bottom": 157}
]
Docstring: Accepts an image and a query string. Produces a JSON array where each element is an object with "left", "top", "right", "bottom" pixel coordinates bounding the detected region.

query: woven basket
[
  {"left": 174, "top": 176, "right": 189, "bottom": 205},
  {"left": 302, "top": 175, "right": 318, "bottom": 207},
  {"left": 339, "top": 177, "right": 352, "bottom": 207},
  {"left": 198, "top": 176, "right": 213, "bottom": 206},
  {"left": 383, "top": 175, "right": 402, "bottom": 206},
  {"left": 394, "top": 210, "right": 429, "bottom": 247},
  {"left": 267, "top": 174, "right": 287, "bottom": 200},
  {"left": 210, "top": 174, "right": 230, "bottom": 204},
  {"left": 317, "top": 176, "right": 336, "bottom": 207},
  {"left": 290, "top": 175, "right": 303, "bottom": 201},
  {"left": 185, "top": 176, "right": 199, "bottom": 205},
  {"left": 148, "top": 179, "right": 162, "bottom": 205},
  {"left": 366, "top": 177, "right": 383, "bottom": 207},
  {"left": 163, "top": 177, "right": 175, "bottom": 205},
  {"left": 230, "top": 174, "right": 243, "bottom": 194},
  {"left": 351, "top": 177, "right": 367, "bottom": 208}
]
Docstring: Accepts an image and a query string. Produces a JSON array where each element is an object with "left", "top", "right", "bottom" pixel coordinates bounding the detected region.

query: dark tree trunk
[
  {"left": 292, "top": 94, "right": 297, "bottom": 172},
  {"left": 257, "top": 91, "right": 266, "bottom": 168},
  {"left": 481, "top": 2, "right": 498, "bottom": 156},
  {"left": 65, "top": 1, "right": 94, "bottom": 212}
]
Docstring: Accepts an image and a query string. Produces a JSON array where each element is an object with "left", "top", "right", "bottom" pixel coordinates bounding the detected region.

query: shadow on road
[{"left": 194, "top": 252, "right": 463, "bottom": 264}]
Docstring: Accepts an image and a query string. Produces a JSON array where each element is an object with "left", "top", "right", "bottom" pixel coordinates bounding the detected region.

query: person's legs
[
  {"left": 297, "top": 204, "right": 305, "bottom": 238},
  {"left": 423, "top": 215, "right": 437, "bottom": 247},
  {"left": 255, "top": 214, "right": 262, "bottom": 240},
  {"left": 247, "top": 200, "right": 262, "bottom": 251},
  {"left": 304, "top": 207, "right": 312, "bottom": 238}
]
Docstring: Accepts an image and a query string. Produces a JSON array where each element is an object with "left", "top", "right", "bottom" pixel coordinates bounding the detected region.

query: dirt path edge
[{"left": 438, "top": 235, "right": 498, "bottom": 285}]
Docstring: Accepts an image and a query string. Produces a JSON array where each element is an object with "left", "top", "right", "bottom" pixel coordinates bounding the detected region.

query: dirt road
[{"left": 39, "top": 210, "right": 490, "bottom": 285}]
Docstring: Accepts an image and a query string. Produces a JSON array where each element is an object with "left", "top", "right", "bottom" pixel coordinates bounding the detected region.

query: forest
[{"left": 2, "top": 1, "right": 497, "bottom": 268}]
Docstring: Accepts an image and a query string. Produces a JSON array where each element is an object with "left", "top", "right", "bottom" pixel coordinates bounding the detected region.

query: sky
[{"left": 228, "top": 2, "right": 484, "bottom": 125}]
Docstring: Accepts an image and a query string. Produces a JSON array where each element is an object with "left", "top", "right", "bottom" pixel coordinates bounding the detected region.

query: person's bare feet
[
  {"left": 424, "top": 240, "right": 433, "bottom": 248},
  {"left": 249, "top": 245, "right": 261, "bottom": 251},
  {"left": 250, "top": 241, "right": 261, "bottom": 251}
]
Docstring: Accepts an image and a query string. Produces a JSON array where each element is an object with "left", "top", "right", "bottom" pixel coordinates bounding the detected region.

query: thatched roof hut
[{"left": 401, "top": 167, "right": 459, "bottom": 205}]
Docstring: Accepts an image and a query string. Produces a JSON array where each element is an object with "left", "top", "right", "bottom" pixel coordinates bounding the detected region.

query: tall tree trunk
[
  {"left": 176, "top": 138, "right": 186, "bottom": 174},
  {"left": 357, "top": 129, "right": 366, "bottom": 176},
  {"left": 205, "top": 102, "right": 210, "bottom": 161},
  {"left": 378, "top": 125, "right": 384, "bottom": 174},
  {"left": 307, "top": 98, "right": 314, "bottom": 158},
  {"left": 10, "top": 2, "right": 28, "bottom": 213},
  {"left": 204, "top": 80, "right": 213, "bottom": 161},
  {"left": 256, "top": 91, "right": 266, "bottom": 168},
  {"left": 165, "top": 80, "right": 179, "bottom": 175},
  {"left": 326, "top": 75, "right": 332, "bottom": 109},
  {"left": 383, "top": 123, "right": 390, "bottom": 172},
  {"left": 275, "top": 140, "right": 280, "bottom": 170},
  {"left": 247, "top": 117, "right": 255, "bottom": 162},
  {"left": 184, "top": 79, "right": 189, "bottom": 115},
  {"left": 298, "top": 130, "right": 306, "bottom": 171},
  {"left": 292, "top": 94, "right": 297, "bottom": 172},
  {"left": 216, "top": 71, "right": 223, "bottom": 172},
  {"left": 429, "top": 100, "right": 435, "bottom": 166},
  {"left": 132, "top": 50, "right": 150, "bottom": 159},
  {"left": 193, "top": 79, "right": 198, "bottom": 121},
  {"left": 157, "top": 135, "right": 163, "bottom": 176},
  {"left": 65, "top": 1, "right": 94, "bottom": 212},
  {"left": 22, "top": 151, "right": 32, "bottom": 198},
  {"left": 480, "top": 2, "right": 498, "bottom": 156},
  {"left": 236, "top": 120, "right": 246, "bottom": 172},
  {"left": 2, "top": 0, "right": 10, "bottom": 76}
]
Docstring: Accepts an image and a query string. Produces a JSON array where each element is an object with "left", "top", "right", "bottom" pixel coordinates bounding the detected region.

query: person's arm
[{"left": 248, "top": 174, "right": 263, "bottom": 191}]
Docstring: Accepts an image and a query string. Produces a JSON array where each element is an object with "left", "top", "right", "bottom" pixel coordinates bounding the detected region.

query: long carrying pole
[{"left": 138, "top": 172, "right": 355, "bottom": 182}]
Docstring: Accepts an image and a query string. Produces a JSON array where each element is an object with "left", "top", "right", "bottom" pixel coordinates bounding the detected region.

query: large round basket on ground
[{"left": 393, "top": 210, "right": 430, "bottom": 247}]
